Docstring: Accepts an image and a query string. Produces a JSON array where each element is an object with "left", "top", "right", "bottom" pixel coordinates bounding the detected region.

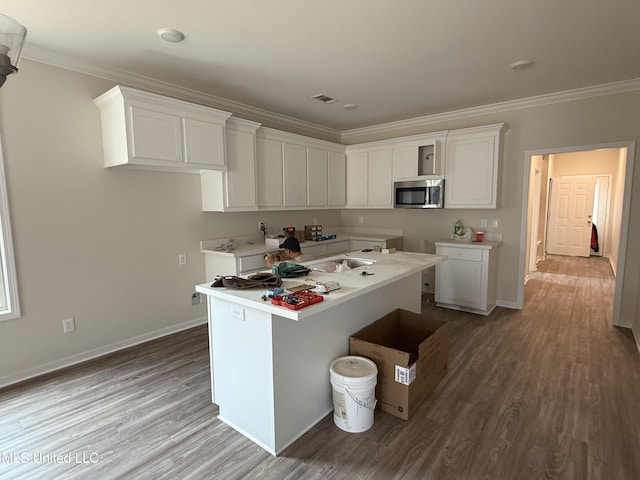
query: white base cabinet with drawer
[{"left": 434, "top": 241, "right": 500, "bottom": 315}]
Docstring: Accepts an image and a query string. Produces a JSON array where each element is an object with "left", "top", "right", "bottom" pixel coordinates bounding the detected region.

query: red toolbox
[{"left": 271, "top": 290, "right": 324, "bottom": 310}]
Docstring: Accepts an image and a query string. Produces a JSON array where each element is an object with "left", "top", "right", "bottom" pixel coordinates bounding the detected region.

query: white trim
[
  {"left": 342, "top": 78, "right": 640, "bottom": 143},
  {"left": 23, "top": 46, "right": 640, "bottom": 144},
  {"left": 496, "top": 299, "right": 520, "bottom": 310},
  {"left": 519, "top": 141, "right": 635, "bottom": 326},
  {"left": 0, "top": 135, "right": 21, "bottom": 321},
  {"left": 0, "top": 316, "right": 207, "bottom": 389},
  {"left": 22, "top": 47, "right": 342, "bottom": 142}
]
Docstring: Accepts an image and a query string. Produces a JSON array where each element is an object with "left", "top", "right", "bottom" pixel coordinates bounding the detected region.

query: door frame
[
  {"left": 591, "top": 174, "right": 612, "bottom": 257},
  {"left": 519, "top": 141, "right": 635, "bottom": 326},
  {"left": 528, "top": 167, "right": 541, "bottom": 272}
]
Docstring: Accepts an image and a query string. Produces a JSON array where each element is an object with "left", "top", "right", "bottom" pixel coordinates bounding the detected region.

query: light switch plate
[{"left": 491, "top": 219, "right": 499, "bottom": 228}]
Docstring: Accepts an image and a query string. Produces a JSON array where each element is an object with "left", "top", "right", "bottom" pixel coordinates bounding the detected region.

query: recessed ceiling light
[
  {"left": 157, "top": 28, "right": 185, "bottom": 43},
  {"left": 510, "top": 59, "right": 533, "bottom": 70},
  {"left": 343, "top": 104, "right": 357, "bottom": 110}
]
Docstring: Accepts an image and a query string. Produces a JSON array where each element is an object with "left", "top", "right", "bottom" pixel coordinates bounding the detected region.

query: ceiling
[{"left": 4, "top": 0, "right": 640, "bottom": 133}]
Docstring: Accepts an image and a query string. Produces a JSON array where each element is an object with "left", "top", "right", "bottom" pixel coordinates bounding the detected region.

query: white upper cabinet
[
  {"left": 327, "top": 151, "right": 346, "bottom": 207},
  {"left": 367, "top": 148, "right": 394, "bottom": 207},
  {"left": 256, "top": 133, "right": 285, "bottom": 208},
  {"left": 283, "top": 143, "right": 308, "bottom": 208},
  {"left": 201, "top": 118, "right": 261, "bottom": 212},
  {"left": 392, "top": 132, "right": 447, "bottom": 180},
  {"left": 256, "top": 127, "right": 345, "bottom": 210},
  {"left": 307, "top": 147, "right": 328, "bottom": 207},
  {"left": 94, "top": 86, "right": 231, "bottom": 173},
  {"left": 346, "top": 144, "right": 394, "bottom": 208},
  {"left": 346, "top": 151, "right": 368, "bottom": 207},
  {"left": 444, "top": 123, "right": 503, "bottom": 209}
]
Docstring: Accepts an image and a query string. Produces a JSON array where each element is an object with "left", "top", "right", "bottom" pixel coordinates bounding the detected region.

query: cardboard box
[
  {"left": 294, "top": 230, "right": 305, "bottom": 243},
  {"left": 349, "top": 309, "right": 448, "bottom": 420}
]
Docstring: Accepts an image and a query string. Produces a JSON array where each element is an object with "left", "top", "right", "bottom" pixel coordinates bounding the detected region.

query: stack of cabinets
[
  {"left": 94, "top": 86, "right": 232, "bottom": 173},
  {"left": 444, "top": 123, "right": 503, "bottom": 209},
  {"left": 345, "top": 133, "right": 445, "bottom": 209},
  {"left": 256, "top": 128, "right": 346, "bottom": 210},
  {"left": 345, "top": 145, "right": 394, "bottom": 208},
  {"left": 201, "top": 118, "right": 261, "bottom": 211},
  {"left": 345, "top": 124, "right": 503, "bottom": 209}
]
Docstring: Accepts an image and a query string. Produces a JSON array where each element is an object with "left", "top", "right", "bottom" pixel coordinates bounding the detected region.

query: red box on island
[{"left": 349, "top": 309, "right": 449, "bottom": 420}]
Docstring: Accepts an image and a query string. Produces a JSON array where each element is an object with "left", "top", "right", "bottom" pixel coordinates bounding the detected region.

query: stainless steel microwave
[{"left": 394, "top": 178, "right": 444, "bottom": 209}]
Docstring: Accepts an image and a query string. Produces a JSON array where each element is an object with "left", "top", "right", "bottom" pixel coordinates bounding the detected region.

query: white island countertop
[{"left": 196, "top": 250, "right": 446, "bottom": 320}]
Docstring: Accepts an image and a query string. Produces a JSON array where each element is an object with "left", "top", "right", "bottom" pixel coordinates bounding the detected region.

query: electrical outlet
[
  {"left": 178, "top": 254, "right": 187, "bottom": 265},
  {"left": 358, "top": 216, "right": 364, "bottom": 224},
  {"left": 191, "top": 292, "right": 202, "bottom": 306},
  {"left": 231, "top": 304, "right": 245, "bottom": 321},
  {"left": 258, "top": 221, "right": 265, "bottom": 229},
  {"left": 62, "top": 317, "right": 76, "bottom": 333},
  {"left": 480, "top": 219, "right": 488, "bottom": 228},
  {"left": 491, "top": 218, "right": 499, "bottom": 228},
  {"left": 313, "top": 217, "right": 318, "bottom": 225}
]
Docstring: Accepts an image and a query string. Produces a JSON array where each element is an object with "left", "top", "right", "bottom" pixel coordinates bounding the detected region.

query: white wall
[{"left": 0, "top": 61, "right": 340, "bottom": 386}]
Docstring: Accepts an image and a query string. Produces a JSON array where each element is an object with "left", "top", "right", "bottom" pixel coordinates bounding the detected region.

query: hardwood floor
[{"left": 1, "top": 254, "right": 639, "bottom": 479}]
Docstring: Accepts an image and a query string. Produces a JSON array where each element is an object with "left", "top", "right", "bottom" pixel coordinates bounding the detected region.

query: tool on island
[{"left": 271, "top": 262, "right": 311, "bottom": 278}]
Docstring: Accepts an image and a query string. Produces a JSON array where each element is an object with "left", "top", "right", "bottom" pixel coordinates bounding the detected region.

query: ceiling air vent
[{"left": 311, "top": 93, "right": 337, "bottom": 104}]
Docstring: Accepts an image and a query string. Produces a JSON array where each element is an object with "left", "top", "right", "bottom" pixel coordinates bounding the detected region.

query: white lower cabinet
[
  {"left": 203, "top": 240, "right": 352, "bottom": 281},
  {"left": 434, "top": 241, "right": 500, "bottom": 315}
]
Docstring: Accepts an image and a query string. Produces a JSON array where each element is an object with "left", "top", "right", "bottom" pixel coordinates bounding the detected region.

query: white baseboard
[
  {"left": 496, "top": 299, "right": 520, "bottom": 310},
  {"left": 0, "top": 316, "right": 207, "bottom": 389}
]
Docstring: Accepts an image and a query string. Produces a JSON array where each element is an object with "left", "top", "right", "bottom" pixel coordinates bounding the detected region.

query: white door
[{"left": 547, "top": 176, "right": 596, "bottom": 257}]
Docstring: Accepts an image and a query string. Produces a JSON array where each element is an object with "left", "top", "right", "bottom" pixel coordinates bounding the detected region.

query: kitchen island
[{"left": 195, "top": 250, "right": 446, "bottom": 455}]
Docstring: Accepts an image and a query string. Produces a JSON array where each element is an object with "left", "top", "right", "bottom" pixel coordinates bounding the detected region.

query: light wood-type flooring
[{"left": 1, "top": 254, "right": 639, "bottom": 479}]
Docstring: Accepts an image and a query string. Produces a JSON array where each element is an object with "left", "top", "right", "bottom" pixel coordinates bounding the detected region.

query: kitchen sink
[{"left": 307, "top": 257, "right": 376, "bottom": 272}]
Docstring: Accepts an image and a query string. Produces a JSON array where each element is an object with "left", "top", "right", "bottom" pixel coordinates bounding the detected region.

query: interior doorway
[{"left": 519, "top": 142, "right": 635, "bottom": 326}]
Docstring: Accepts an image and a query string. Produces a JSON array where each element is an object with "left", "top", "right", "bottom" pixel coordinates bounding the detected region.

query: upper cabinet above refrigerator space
[{"left": 94, "top": 86, "right": 232, "bottom": 173}]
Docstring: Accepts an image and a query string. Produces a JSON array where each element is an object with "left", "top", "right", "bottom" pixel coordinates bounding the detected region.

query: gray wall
[{"left": 0, "top": 61, "right": 340, "bottom": 385}]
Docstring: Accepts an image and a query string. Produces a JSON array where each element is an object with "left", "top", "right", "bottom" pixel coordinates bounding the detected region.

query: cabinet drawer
[
  {"left": 327, "top": 241, "right": 349, "bottom": 254},
  {"left": 304, "top": 244, "right": 328, "bottom": 257},
  {"left": 437, "top": 246, "right": 483, "bottom": 262},
  {"left": 238, "top": 254, "right": 269, "bottom": 273}
]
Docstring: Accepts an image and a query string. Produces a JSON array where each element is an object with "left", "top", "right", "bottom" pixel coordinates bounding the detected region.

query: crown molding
[
  {"left": 23, "top": 46, "right": 343, "bottom": 143},
  {"left": 341, "top": 78, "right": 640, "bottom": 143},
  {"left": 23, "top": 46, "right": 640, "bottom": 146}
]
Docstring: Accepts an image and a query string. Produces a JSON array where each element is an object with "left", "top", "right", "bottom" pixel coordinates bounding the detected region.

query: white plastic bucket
[{"left": 329, "top": 356, "right": 378, "bottom": 433}]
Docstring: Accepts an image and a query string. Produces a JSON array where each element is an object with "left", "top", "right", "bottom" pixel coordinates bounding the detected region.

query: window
[{"left": 0, "top": 135, "right": 20, "bottom": 320}]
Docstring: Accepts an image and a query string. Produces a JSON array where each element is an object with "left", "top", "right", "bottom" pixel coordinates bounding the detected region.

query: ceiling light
[
  {"left": 0, "top": 14, "right": 27, "bottom": 88},
  {"left": 343, "top": 104, "right": 357, "bottom": 110},
  {"left": 157, "top": 28, "right": 185, "bottom": 43},
  {"left": 510, "top": 59, "right": 533, "bottom": 70}
]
